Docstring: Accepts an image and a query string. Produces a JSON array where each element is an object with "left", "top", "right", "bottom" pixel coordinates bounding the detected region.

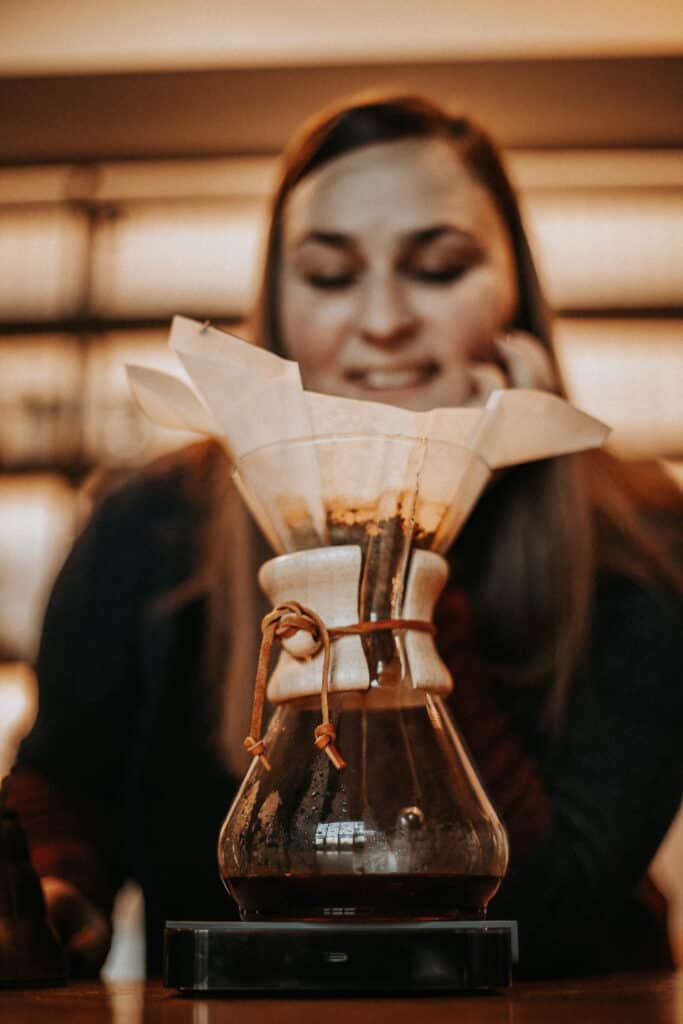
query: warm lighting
[
  {"left": 0, "top": 476, "right": 76, "bottom": 660},
  {"left": 0, "top": 150, "right": 680, "bottom": 323},
  {"left": 0, "top": 663, "right": 37, "bottom": 780},
  {"left": 554, "top": 319, "right": 683, "bottom": 458},
  {"left": 82, "top": 330, "right": 199, "bottom": 464},
  {"left": 95, "top": 157, "right": 276, "bottom": 202},
  {"left": 0, "top": 208, "right": 89, "bottom": 322},
  {"left": 89, "top": 200, "right": 265, "bottom": 320},
  {"left": 662, "top": 461, "right": 683, "bottom": 491},
  {"left": 0, "top": 335, "right": 83, "bottom": 467},
  {"left": 1, "top": 0, "right": 682, "bottom": 76},
  {"left": 651, "top": 804, "right": 683, "bottom": 968},
  {"left": 507, "top": 148, "right": 683, "bottom": 191},
  {"left": 525, "top": 191, "right": 683, "bottom": 310}
]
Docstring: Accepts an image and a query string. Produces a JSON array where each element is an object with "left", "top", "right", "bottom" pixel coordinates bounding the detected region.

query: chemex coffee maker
[{"left": 129, "top": 317, "right": 608, "bottom": 994}]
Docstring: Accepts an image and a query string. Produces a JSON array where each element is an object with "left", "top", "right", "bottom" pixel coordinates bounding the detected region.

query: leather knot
[
  {"left": 244, "top": 600, "right": 435, "bottom": 773},
  {"left": 243, "top": 734, "right": 272, "bottom": 771},
  {"left": 275, "top": 612, "right": 323, "bottom": 659},
  {"left": 314, "top": 723, "right": 346, "bottom": 770}
]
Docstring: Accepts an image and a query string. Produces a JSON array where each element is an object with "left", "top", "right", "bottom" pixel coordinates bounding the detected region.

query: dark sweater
[{"left": 8, "top": 442, "right": 683, "bottom": 974}]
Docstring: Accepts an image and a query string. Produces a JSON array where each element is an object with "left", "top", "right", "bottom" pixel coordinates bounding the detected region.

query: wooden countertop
[{"left": 1, "top": 972, "right": 681, "bottom": 1024}]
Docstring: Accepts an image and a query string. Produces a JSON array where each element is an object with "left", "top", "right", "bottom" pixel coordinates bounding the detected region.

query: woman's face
[{"left": 279, "top": 137, "right": 519, "bottom": 410}]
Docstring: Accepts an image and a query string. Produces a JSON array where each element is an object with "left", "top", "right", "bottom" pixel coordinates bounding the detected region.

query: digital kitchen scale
[{"left": 164, "top": 919, "right": 518, "bottom": 994}]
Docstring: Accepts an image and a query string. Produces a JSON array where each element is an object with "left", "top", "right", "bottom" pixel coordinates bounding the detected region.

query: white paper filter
[{"left": 127, "top": 315, "right": 610, "bottom": 553}]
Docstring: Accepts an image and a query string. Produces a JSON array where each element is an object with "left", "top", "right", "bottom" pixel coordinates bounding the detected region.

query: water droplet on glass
[{"left": 397, "top": 806, "right": 425, "bottom": 831}]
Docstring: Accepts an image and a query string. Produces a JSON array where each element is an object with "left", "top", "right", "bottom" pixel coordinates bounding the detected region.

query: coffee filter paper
[{"left": 127, "top": 315, "right": 610, "bottom": 554}]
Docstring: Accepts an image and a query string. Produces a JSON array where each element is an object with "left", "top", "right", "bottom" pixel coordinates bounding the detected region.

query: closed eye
[
  {"left": 305, "top": 273, "right": 357, "bottom": 290},
  {"left": 410, "top": 265, "right": 469, "bottom": 285}
]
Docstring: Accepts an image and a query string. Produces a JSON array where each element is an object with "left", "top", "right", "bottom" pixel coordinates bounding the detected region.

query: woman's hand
[
  {"left": 41, "top": 877, "right": 112, "bottom": 976},
  {"left": 494, "top": 330, "right": 559, "bottom": 391},
  {"left": 467, "top": 330, "right": 559, "bottom": 404}
]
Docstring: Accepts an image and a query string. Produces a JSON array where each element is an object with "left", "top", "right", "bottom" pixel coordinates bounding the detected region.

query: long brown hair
[{"left": 249, "top": 90, "right": 683, "bottom": 730}]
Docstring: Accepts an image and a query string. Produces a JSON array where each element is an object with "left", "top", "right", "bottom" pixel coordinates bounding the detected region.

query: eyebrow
[
  {"left": 295, "top": 231, "right": 352, "bottom": 250},
  {"left": 401, "top": 225, "right": 477, "bottom": 247},
  {"left": 294, "top": 224, "right": 477, "bottom": 250}
]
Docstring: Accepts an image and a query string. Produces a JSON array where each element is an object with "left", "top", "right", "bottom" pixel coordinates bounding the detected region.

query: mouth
[{"left": 344, "top": 360, "right": 440, "bottom": 394}]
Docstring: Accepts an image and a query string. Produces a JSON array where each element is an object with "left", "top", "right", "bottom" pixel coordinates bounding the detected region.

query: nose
[{"left": 356, "top": 272, "right": 418, "bottom": 347}]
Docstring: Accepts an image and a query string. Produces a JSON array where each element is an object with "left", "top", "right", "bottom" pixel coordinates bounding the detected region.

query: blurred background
[{"left": 0, "top": 0, "right": 681, "bottom": 977}]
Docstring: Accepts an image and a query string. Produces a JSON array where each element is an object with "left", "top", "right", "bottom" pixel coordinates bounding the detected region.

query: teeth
[{"left": 362, "top": 367, "right": 429, "bottom": 389}]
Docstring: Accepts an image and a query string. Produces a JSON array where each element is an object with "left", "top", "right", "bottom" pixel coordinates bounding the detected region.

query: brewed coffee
[{"left": 226, "top": 873, "right": 501, "bottom": 921}]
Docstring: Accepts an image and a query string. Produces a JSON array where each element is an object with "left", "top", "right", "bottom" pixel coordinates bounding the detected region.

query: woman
[{"left": 8, "top": 93, "right": 683, "bottom": 976}]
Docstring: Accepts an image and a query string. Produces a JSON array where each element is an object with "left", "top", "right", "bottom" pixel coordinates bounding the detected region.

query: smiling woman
[
  {"left": 6, "top": 91, "right": 683, "bottom": 979},
  {"left": 279, "top": 137, "right": 518, "bottom": 408},
  {"left": 256, "top": 95, "right": 553, "bottom": 400}
]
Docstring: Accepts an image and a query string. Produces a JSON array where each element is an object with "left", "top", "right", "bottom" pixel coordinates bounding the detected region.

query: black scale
[{"left": 164, "top": 918, "right": 517, "bottom": 994}]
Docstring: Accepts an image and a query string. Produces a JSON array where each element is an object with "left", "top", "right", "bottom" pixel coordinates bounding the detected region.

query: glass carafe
[{"left": 218, "top": 436, "right": 508, "bottom": 922}]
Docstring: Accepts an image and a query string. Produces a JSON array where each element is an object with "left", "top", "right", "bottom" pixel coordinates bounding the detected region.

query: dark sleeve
[
  {"left": 490, "top": 578, "right": 683, "bottom": 972},
  {"left": 6, "top": 473, "right": 165, "bottom": 914}
]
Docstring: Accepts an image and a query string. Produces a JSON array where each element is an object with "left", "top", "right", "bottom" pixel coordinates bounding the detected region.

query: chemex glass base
[{"left": 163, "top": 919, "right": 518, "bottom": 993}]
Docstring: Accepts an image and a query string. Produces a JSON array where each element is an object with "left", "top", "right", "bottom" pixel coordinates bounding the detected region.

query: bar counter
[{"left": 1, "top": 971, "right": 681, "bottom": 1024}]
